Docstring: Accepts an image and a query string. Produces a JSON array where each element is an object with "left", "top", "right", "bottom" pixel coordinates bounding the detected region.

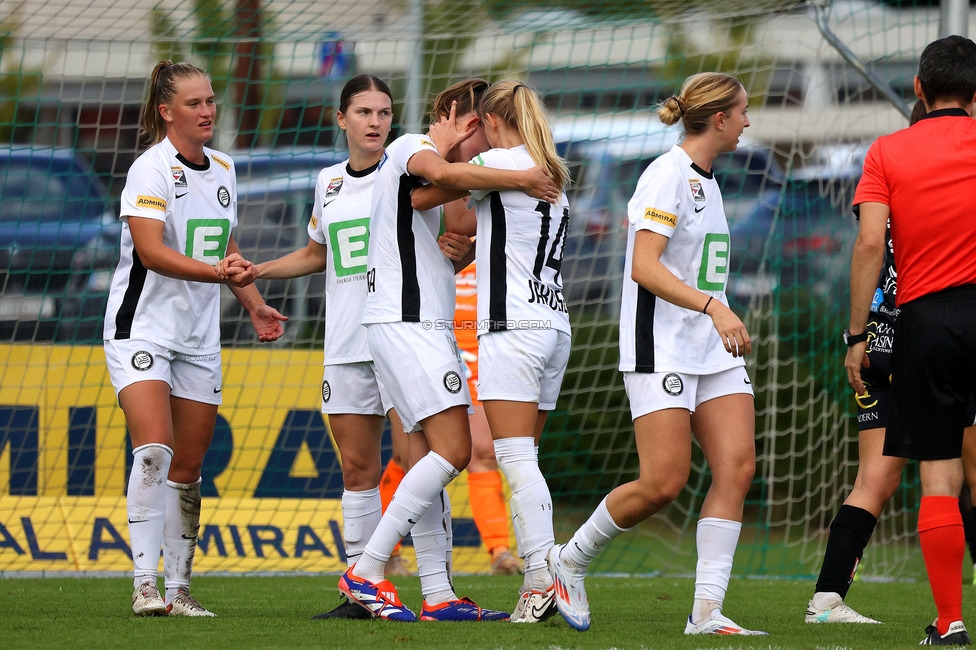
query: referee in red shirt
[{"left": 848, "top": 35, "right": 976, "bottom": 646}]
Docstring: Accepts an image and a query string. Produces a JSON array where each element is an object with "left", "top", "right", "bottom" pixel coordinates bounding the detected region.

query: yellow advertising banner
[{"left": 0, "top": 345, "right": 496, "bottom": 574}]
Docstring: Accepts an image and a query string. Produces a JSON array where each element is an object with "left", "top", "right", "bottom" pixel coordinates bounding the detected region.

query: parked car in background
[
  {"left": 551, "top": 113, "right": 785, "bottom": 311},
  {"left": 220, "top": 149, "right": 347, "bottom": 344},
  {"left": 727, "top": 142, "right": 866, "bottom": 303},
  {"left": 0, "top": 147, "right": 119, "bottom": 342}
]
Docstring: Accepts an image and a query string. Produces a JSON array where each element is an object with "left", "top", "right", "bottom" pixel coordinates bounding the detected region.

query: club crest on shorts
[
  {"left": 217, "top": 185, "right": 231, "bottom": 208},
  {"left": 131, "top": 351, "right": 154, "bottom": 371},
  {"left": 662, "top": 373, "right": 683, "bottom": 396},
  {"left": 443, "top": 371, "right": 462, "bottom": 394},
  {"left": 322, "top": 381, "right": 331, "bottom": 403}
]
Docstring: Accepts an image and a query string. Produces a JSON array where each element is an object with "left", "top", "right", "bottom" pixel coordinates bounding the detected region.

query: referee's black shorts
[{"left": 884, "top": 284, "right": 976, "bottom": 460}]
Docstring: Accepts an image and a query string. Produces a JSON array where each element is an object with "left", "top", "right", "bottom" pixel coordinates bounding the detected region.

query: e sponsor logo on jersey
[
  {"left": 172, "top": 167, "right": 188, "bottom": 188},
  {"left": 135, "top": 195, "right": 167, "bottom": 211},
  {"left": 322, "top": 381, "right": 331, "bottom": 404},
  {"left": 323, "top": 177, "right": 343, "bottom": 206},
  {"left": 443, "top": 371, "right": 462, "bottom": 394},
  {"left": 643, "top": 207, "right": 677, "bottom": 228},
  {"left": 131, "top": 351, "right": 154, "bottom": 371},
  {"left": 216, "top": 186, "right": 231, "bottom": 209},
  {"left": 186, "top": 219, "right": 231, "bottom": 264},
  {"left": 697, "top": 233, "right": 730, "bottom": 291},
  {"left": 689, "top": 179, "right": 706, "bottom": 202},
  {"left": 662, "top": 373, "right": 683, "bottom": 396},
  {"left": 211, "top": 154, "right": 231, "bottom": 171},
  {"left": 328, "top": 218, "right": 370, "bottom": 277}
]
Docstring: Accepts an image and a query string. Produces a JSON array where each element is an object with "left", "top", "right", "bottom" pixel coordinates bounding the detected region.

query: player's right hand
[
  {"left": 522, "top": 166, "right": 559, "bottom": 203},
  {"left": 428, "top": 101, "right": 475, "bottom": 158},
  {"left": 845, "top": 343, "right": 870, "bottom": 397},
  {"left": 707, "top": 301, "right": 752, "bottom": 357},
  {"left": 217, "top": 253, "right": 256, "bottom": 287}
]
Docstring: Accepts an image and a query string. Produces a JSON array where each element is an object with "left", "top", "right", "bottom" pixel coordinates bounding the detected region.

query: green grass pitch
[{"left": 0, "top": 574, "right": 965, "bottom": 649}]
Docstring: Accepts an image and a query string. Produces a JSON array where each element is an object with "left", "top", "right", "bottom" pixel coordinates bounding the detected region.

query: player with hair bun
[
  {"left": 338, "top": 79, "right": 559, "bottom": 622},
  {"left": 546, "top": 72, "right": 766, "bottom": 636},
  {"left": 106, "top": 60, "right": 286, "bottom": 617}
]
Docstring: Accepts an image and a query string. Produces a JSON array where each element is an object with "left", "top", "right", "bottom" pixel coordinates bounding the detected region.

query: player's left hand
[
  {"left": 845, "top": 342, "right": 870, "bottom": 396},
  {"left": 438, "top": 231, "right": 473, "bottom": 261},
  {"left": 429, "top": 101, "right": 476, "bottom": 158},
  {"left": 250, "top": 304, "right": 288, "bottom": 342},
  {"left": 521, "top": 166, "right": 559, "bottom": 204}
]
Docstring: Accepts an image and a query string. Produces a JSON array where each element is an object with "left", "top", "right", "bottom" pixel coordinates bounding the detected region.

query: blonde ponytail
[{"left": 479, "top": 81, "right": 570, "bottom": 193}]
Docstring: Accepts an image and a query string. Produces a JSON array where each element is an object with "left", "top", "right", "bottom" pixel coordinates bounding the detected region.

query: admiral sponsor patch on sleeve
[
  {"left": 211, "top": 154, "right": 231, "bottom": 171},
  {"left": 136, "top": 195, "right": 167, "bottom": 211},
  {"left": 420, "top": 139, "right": 436, "bottom": 149},
  {"left": 644, "top": 207, "right": 677, "bottom": 228},
  {"left": 309, "top": 215, "right": 318, "bottom": 230}
]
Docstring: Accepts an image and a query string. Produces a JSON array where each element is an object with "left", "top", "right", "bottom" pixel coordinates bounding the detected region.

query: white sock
[
  {"left": 341, "top": 488, "right": 382, "bottom": 568},
  {"left": 692, "top": 517, "right": 741, "bottom": 623},
  {"left": 355, "top": 451, "right": 460, "bottom": 583},
  {"left": 163, "top": 477, "right": 201, "bottom": 604},
  {"left": 560, "top": 496, "right": 629, "bottom": 572},
  {"left": 443, "top": 489, "right": 453, "bottom": 583},
  {"left": 128, "top": 443, "right": 172, "bottom": 589},
  {"left": 413, "top": 489, "right": 456, "bottom": 605},
  {"left": 495, "top": 437, "right": 553, "bottom": 589}
]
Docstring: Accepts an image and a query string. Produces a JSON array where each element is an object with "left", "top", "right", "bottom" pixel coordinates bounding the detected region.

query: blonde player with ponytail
[
  {"left": 413, "top": 80, "right": 572, "bottom": 622},
  {"left": 104, "top": 61, "right": 286, "bottom": 617},
  {"left": 546, "top": 73, "right": 765, "bottom": 636}
]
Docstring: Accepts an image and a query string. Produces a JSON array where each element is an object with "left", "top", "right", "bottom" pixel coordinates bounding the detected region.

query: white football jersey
[
  {"left": 470, "top": 146, "right": 571, "bottom": 337},
  {"left": 619, "top": 145, "right": 744, "bottom": 375},
  {"left": 361, "top": 134, "right": 455, "bottom": 326},
  {"left": 104, "top": 137, "right": 237, "bottom": 354},
  {"left": 307, "top": 159, "right": 378, "bottom": 365}
]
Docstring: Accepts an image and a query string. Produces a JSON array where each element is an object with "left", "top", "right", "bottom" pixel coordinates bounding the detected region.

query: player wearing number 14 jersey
[
  {"left": 547, "top": 73, "right": 764, "bottom": 636},
  {"left": 468, "top": 81, "right": 571, "bottom": 622}
]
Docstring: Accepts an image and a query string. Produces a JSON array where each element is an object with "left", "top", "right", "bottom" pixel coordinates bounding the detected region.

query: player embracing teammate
[{"left": 339, "top": 79, "right": 559, "bottom": 622}]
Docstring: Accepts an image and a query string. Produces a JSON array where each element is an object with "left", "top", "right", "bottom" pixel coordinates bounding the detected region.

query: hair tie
[
  {"left": 667, "top": 96, "right": 685, "bottom": 116},
  {"left": 513, "top": 83, "right": 525, "bottom": 95}
]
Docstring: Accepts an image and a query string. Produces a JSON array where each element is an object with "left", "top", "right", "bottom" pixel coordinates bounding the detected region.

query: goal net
[{"left": 0, "top": 0, "right": 932, "bottom": 578}]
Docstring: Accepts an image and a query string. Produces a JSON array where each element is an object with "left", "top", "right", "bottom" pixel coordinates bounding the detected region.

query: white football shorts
[
  {"left": 366, "top": 321, "right": 472, "bottom": 433},
  {"left": 477, "top": 328, "right": 571, "bottom": 411},
  {"left": 623, "top": 365, "right": 753, "bottom": 420},
  {"left": 104, "top": 338, "right": 223, "bottom": 406},
  {"left": 321, "top": 361, "right": 393, "bottom": 416}
]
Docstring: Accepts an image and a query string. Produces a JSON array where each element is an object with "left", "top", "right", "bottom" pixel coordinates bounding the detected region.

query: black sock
[
  {"left": 960, "top": 486, "right": 976, "bottom": 564},
  {"left": 814, "top": 505, "right": 878, "bottom": 599}
]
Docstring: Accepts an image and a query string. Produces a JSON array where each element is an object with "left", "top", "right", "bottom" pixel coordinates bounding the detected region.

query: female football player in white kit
[
  {"left": 339, "top": 79, "right": 560, "bottom": 622},
  {"left": 414, "top": 80, "right": 573, "bottom": 623},
  {"left": 103, "top": 61, "right": 286, "bottom": 617},
  {"left": 233, "top": 74, "right": 405, "bottom": 620},
  {"left": 546, "top": 72, "right": 766, "bottom": 636}
]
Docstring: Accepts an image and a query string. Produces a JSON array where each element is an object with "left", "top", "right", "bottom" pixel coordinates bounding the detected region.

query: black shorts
[
  {"left": 884, "top": 285, "right": 976, "bottom": 460},
  {"left": 855, "top": 319, "right": 894, "bottom": 431}
]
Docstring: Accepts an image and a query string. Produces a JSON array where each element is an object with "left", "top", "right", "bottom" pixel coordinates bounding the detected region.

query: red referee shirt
[{"left": 853, "top": 108, "right": 976, "bottom": 306}]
